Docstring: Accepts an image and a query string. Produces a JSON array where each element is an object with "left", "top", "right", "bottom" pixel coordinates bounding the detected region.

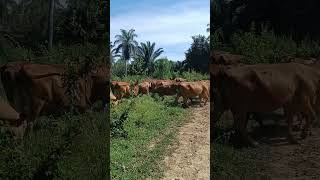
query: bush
[
  {"left": 180, "top": 70, "right": 209, "bottom": 81},
  {"left": 221, "top": 22, "right": 320, "bottom": 64},
  {"left": 0, "top": 112, "right": 108, "bottom": 179},
  {"left": 152, "top": 58, "right": 174, "bottom": 79}
]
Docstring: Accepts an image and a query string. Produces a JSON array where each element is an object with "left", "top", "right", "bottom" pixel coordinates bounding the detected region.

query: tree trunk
[
  {"left": 125, "top": 60, "right": 128, "bottom": 76},
  {"left": 48, "top": 0, "right": 54, "bottom": 51}
]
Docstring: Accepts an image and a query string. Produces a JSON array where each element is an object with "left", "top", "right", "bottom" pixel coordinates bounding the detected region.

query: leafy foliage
[
  {"left": 184, "top": 35, "right": 210, "bottom": 73},
  {"left": 134, "top": 41, "right": 164, "bottom": 74},
  {"left": 212, "top": 23, "right": 320, "bottom": 64},
  {"left": 153, "top": 58, "right": 173, "bottom": 79},
  {"left": 0, "top": 112, "right": 108, "bottom": 179}
]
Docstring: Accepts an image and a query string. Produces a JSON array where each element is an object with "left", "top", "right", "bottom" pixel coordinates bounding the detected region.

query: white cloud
[{"left": 111, "top": 1, "right": 209, "bottom": 61}]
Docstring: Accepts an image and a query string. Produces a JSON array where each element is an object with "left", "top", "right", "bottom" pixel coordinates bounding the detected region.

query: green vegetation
[
  {"left": 1, "top": 0, "right": 109, "bottom": 179},
  {"left": 110, "top": 96, "right": 187, "bottom": 179},
  {"left": 212, "top": 23, "right": 320, "bottom": 64},
  {"left": 111, "top": 28, "right": 210, "bottom": 78},
  {"left": 0, "top": 111, "right": 108, "bottom": 179}
]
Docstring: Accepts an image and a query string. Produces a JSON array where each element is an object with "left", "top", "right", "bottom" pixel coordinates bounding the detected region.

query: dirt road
[
  {"left": 161, "top": 104, "right": 210, "bottom": 180},
  {"left": 259, "top": 126, "right": 320, "bottom": 180}
]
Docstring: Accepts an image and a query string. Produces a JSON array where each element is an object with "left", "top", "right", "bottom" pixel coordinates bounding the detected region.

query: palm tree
[
  {"left": 110, "top": 42, "right": 120, "bottom": 64},
  {"left": 114, "top": 29, "right": 138, "bottom": 76},
  {"left": 135, "top": 41, "right": 164, "bottom": 73}
]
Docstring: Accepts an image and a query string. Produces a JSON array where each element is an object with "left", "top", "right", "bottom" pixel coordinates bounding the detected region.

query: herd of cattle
[
  {"left": 0, "top": 60, "right": 109, "bottom": 138},
  {"left": 3, "top": 51, "right": 316, "bottom": 147},
  {"left": 211, "top": 51, "right": 320, "bottom": 147},
  {"left": 0, "top": 60, "right": 210, "bottom": 139},
  {"left": 110, "top": 78, "right": 210, "bottom": 106}
]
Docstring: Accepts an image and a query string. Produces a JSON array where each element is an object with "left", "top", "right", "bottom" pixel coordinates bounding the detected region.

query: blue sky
[{"left": 111, "top": 0, "right": 209, "bottom": 62}]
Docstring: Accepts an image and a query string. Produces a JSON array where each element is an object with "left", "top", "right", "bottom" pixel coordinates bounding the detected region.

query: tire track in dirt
[{"left": 161, "top": 104, "right": 210, "bottom": 180}]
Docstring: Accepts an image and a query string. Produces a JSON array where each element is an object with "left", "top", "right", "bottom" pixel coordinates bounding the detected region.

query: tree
[
  {"left": 110, "top": 42, "right": 120, "bottom": 64},
  {"left": 153, "top": 58, "right": 173, "bottom": 79},
  {"left": 135, "top": 41, "right": 164, "bottom": 74},
  {"left": 184, "top": 35, "right": 210, "bottom": 73},
  {"left": 114, "top": 29, "right": 138, "bottom": 76},
  {"left": 48, "top": 0, "right": 55, "bottom": 51}
]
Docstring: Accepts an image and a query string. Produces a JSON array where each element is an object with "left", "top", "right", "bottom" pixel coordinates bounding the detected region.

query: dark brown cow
[
  {"left": 212, "top": 63, "right": 320, "bottom": 146},
  {"left": 111, "top": 81, "right": 130, "bottom": 99},
  {"left": 281, "top": 56, "right": 317, "bottom": 65},
  {"left": 19, "top": 63, "right": 108, "bottom": 125},
  {"left": 1, "top": 62, "right": 29, "bottom": 113},
  {"left": 210, "top": 51, "right": 245, "bottom": 65},
  {"left": 132, "top": 81, "right": 151, "bottom": 96},
  {"left": 0, "top": 62, "right": 66, "bottom": 113},
  {"left": 0, "top": 96, "right": 27, "bottom": 138}
]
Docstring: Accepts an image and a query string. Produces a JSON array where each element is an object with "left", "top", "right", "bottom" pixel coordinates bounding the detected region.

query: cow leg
[
  {"left": 27, "top": 97, "right": 46, "bottom": 133},
  {"left": 301, "top": 100, "right": 316, "bottom": 139},
  {"left": 284, "top": 109, "right": 298, "bottom": 144},
  {"left": 183, "top": 97, "right": 188, "bottom": 108},
  {"left": 175, "top": 94, "right": 180, "bottom": 104},
  {"left": 234, "top": 112, "right": 258, "bottom": 147}
]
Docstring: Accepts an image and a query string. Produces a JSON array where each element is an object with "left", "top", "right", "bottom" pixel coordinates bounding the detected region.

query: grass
[
  {"left": 211, "top": 112, "right": 270, "bottom": 179},
  {"left": 111, "top": 95, "right": 187, "bottom": 179},
  {"left": 0, "top": 111, "right": 108, "bottom": 179}
]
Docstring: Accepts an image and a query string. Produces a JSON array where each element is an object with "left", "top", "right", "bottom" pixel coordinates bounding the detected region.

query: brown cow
[
  {"left": 210, "top": 51, "right": 245, "bottom": 65},
  {"left": 173, "top": 77, "right": 187, "bottom": 82},
  {"left": 0, "top": 96, "right": 27, "bottom": 139},
  {"left": 1, "top": 62, "right": 29, "bottom": 113},
  {"left": 150, "top": 80, "right": 177, "bottom": 96},
  {"left": 132, "top": 81, "right": 151, "bottom": 96},
  {"left": 197, "top": 80, "right": 210, "bottom": 95},
  {"left": 19, "top": 64, "right": 107, "bottom": 126},
  {"left": 110, "top": 88, "right": 118, "bottom": 105},
  {"left": 175, "top": 82, "right": 209, "bottom": 107},
  {"left": 0, "top": 62, "right": 65, "bottom": 114},
  {"left": 212, "top": 63, "right": 320, "bottom": 147},
  {"left": 111, "top": 81, "right": 130, "bottom": 99}
]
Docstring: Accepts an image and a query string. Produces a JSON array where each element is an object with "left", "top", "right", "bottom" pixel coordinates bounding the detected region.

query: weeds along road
[{"left": 161, "top": 104, "right": 210, "bottom": 180}]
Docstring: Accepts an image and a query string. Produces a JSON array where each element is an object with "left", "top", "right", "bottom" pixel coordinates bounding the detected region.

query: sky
[{"left": 111, "top": 0, "right": 209, "bottom": 62}]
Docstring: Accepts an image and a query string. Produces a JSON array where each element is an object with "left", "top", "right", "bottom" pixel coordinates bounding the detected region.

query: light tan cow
[{"left": 175, "top": 82, "right": 209, "bottom": 107}]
